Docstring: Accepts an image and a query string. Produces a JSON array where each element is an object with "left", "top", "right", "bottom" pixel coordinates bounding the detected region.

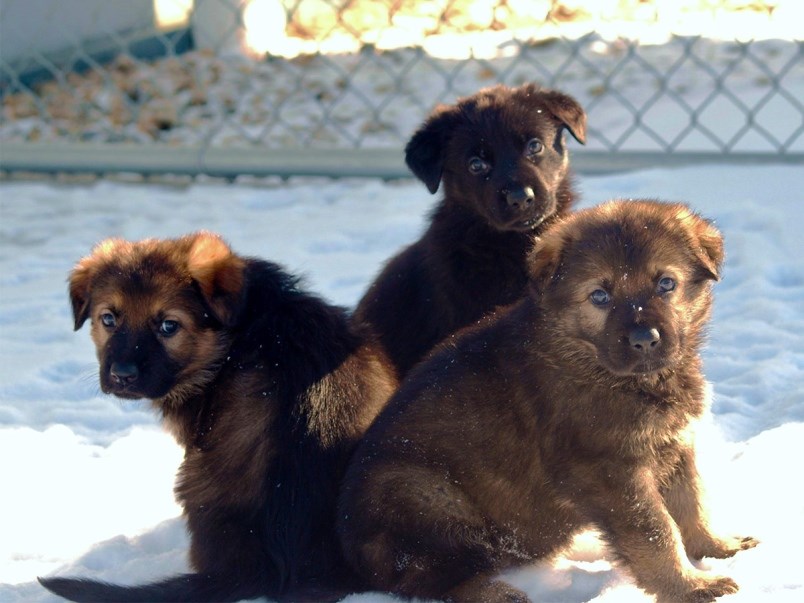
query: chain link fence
[{"left": 1, "top": 0, "right": 802, "bottom": 177}]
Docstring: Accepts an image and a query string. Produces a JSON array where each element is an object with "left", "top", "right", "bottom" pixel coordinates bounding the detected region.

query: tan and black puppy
[
  {"left": 355, "top": 83, "right": 586, "bottom": 378},
  {"left": 40, "top": 232, "right": 397, "bottom": 602},
  {"left": 339, "top": 200, "right": 757, "bottom": 603}
]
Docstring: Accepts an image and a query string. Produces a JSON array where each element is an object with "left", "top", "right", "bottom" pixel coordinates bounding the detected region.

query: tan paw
[
  {"left": 692, "top": 535, "right": 759, "bottom": 559},
  {"left": 681, "top": 575, "right": 739, "bottom": 602}
]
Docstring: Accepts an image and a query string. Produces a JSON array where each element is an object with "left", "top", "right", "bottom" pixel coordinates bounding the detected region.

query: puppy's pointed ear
[
  {"left": 527, "top": 230, "right": 567, "bottom": 297},
  {"left": 676, "top": 207, "right": 724, "bottom": 281},
  {"left": 187, "top": 232, "right": 247, "bottom": 327},
  {"left": 538, "top": 88, "right": 587, "bottom": 145},
  {"left": 405, "top": 104, "right": 461, "bottom": 194}
]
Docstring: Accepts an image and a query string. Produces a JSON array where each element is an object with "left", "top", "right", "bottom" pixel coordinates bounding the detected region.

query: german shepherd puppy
[
  {"left": 339, "top": 201, "right": 758, "bottom": 603},
  {"left": 354, "top": 83, "right": 586, "bottom": 378},
  {"left": 40, "top": 232, "right": 397, "bottom": 602}
]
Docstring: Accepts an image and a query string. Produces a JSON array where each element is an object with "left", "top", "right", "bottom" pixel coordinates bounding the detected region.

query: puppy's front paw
[
  {"left": 691, "top": 535, "right": 759, "bottom": 559},
  {"left": 682, "top": 575, "right": 739, "bottom": 602},
  {"left": 733, "top": 535, "right": 759, "bottom": 552}
]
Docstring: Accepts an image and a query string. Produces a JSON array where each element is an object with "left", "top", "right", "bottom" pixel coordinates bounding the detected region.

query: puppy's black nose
[
  {"left": 110, "top": 362, "right": 139, "bottom": 384},
  {"left": 505, "top": 186, "right": 535, "bottom": 210},
  {"left": 629, "top": 327, "right": 660, "bottom": 353}
]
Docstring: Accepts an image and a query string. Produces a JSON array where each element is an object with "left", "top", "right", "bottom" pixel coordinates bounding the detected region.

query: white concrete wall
[{"left": 0, "top": 0, "right": 154, "bottom": 63}]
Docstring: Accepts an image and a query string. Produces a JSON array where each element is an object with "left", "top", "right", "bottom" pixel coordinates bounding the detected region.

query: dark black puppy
[
  {"left": 354, "top": 83, "right": 586, "bottom": 377},
  {"left": 40, "top": 232, "right": 397, "bottom": 602}
]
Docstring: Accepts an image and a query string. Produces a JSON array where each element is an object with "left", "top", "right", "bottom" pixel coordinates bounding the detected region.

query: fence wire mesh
[{"left": 1, "top": 0, "right": 802, "bottom": 176}]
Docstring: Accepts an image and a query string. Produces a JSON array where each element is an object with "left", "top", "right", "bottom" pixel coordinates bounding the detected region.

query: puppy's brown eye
[
  {"left": 100, "top": 312, "right": 116, "bottom": 328},
  {"left": 159, "top": 320, "right": 180, "bottom": 336},
  {"left": 657, "top": 277, "right": 676, "bottom": 293},
  {"left": 468, "top": 157, "right": 489, "bottom": 175},
  {"left": 589, "top": 289, "right": 611, "bottom": 306},
  {"left": 526, "top": 138, "right": 544, "bottom": 156}
]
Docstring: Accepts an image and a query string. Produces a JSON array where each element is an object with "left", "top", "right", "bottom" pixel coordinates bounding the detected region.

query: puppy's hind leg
[
  {"left": 444, "top": 573, "right": 530, "bottom": 603},
  {"left": 361, "top": 527, "right": 524, "bottom": 603},
  {"left": 342, "top": 466, "right": 512, "bottom": 601}
]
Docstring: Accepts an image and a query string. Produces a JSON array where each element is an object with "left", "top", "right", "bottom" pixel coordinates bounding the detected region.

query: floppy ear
[
  {"left": 68, "top": 260, "right": 94, "bottom": 331},
  {"left": 691, "top": 216, "right": 724, "bottom": 281},
  {"left": 68, "top": 238, "right": 124, "bottom": 331},
  {"left": 187, "top": 232, "right": 247, "bottom": 327},
  {"left": 527, "top": 230, "right": 567, "bottom": 297},
  {"left": 674, "top": 207, "right": 724, "bottom": 281},
  {"left": 538, "top": 88, "right": 587, "bottom": 145},
  {"left": 405, "top": 104, "right": 462, "bottom": 194}
]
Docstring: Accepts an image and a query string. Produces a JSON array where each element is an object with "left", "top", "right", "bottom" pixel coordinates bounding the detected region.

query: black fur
[
  {"left": 354, "top": 83, "right": 586, "bottom": 377},
  {"left": 41, "top": 234, "right": 396, "bottom": 602}
]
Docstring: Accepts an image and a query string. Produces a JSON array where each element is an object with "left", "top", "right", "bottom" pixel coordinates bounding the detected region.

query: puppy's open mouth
[{"left": 509, "top": 214, "right": 547, "bottom": 232}]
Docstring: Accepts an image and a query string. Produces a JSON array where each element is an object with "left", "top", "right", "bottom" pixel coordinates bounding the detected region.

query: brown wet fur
[
  {"left": 355, "top": 83, "right": 586, "bottom": 378},
  {"left": 42, "top": 232, "right": 397, "bottom": 603},
  {"left": 339, "top": 200, "right": 757, "bottom": 603}
]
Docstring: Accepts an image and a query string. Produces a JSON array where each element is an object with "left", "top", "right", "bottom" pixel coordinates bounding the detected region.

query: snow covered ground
[{"left": 0, "top": 161, "right": 802, "bottom": 602}]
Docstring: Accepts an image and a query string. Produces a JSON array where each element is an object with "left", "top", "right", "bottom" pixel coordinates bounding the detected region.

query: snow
[
  {"left": 2, "top": 2, "right": 803, "bottom": 597},
  {"left": 0, "top": 161, "right": 802, "bottom": 602}
]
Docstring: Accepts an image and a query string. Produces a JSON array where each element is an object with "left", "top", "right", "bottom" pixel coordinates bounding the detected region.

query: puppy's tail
[
  {"left": 38, "top": 573, "right": 348, "bottom": 603},
  {"left": 38, "top": 573, "right": 257, "bottom": 603}
]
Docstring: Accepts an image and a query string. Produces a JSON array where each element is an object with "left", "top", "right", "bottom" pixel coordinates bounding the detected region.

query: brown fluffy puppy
[
  {"left": 339, "top": 200, "right": 757, "bottom": 603},
  {"left": 355, "top": 83, "right": 586, "bottom": 378},
  {"left": 40, "top": 232, "right": 396, "bottom": 603}
]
